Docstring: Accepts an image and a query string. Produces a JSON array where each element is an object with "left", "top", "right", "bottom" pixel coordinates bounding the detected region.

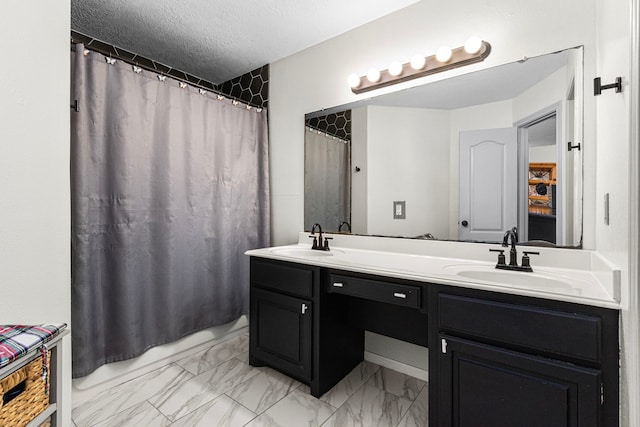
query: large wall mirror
[{"left": 305, "top": 46, "right": 583, "bottom": 248}]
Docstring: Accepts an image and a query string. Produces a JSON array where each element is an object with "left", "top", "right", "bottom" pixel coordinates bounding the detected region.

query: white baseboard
[{"left": 364, "top": 350, "right": 429, "bottom": 382}]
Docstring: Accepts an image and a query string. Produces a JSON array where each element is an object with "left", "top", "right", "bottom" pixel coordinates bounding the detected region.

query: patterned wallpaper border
[{"left": 305, "top": 110, "right": 351, "bottom": 141}]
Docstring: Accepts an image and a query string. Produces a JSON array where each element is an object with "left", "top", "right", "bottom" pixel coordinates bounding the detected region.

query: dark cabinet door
[
  {"left": 437, "top": 334, "right": 601, "bottom": 427},
  {"left": 250, "top": 287, "right": 312, "bottom": 382}
]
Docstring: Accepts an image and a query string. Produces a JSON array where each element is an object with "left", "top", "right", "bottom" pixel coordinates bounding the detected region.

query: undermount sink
[
  {"left": 446, "top": 265, "right": 578, "bottom": 289},
  {"left": 269, "top": 247, "right": 344, "bottom": 257}
]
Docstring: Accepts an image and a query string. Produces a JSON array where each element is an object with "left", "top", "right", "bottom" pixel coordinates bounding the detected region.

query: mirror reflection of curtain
[
  {"left": 70, "top": 44, "right": 270, "bottom": 378},
  {"left": 304, "top": 128, "right": 350, "bottom": 232}
]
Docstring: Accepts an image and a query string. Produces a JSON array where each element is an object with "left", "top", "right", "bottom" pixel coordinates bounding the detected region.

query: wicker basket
[{"left": 0, "top": 352, "right": 50, "bottom": 427}]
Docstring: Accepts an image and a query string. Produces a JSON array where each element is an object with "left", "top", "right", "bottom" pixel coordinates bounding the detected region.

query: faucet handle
[
  {"left": 308, "top": 234, "right": 319, "bottom": 249},
  {"left": 521, "top": 251, "right": 540, "bottom": 268},
  {"left": 323, "top": 236, "right": 333, "bottom": 250},
  {"left": 489, "top": 248, "right": 506, "bottom": 266}
]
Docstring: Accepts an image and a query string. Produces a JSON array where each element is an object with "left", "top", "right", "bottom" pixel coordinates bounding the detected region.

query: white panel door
[{"left": 459, "top": 128, "right": 518, "bottom": 242}]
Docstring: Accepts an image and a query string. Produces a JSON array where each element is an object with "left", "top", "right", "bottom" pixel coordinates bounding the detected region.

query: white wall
[
  {"left": 0, "top": 2, "right": 71, "bottom": 425},
  {"left": 363, "top": 106, "right": 450, "bottom": 238},
  {"left": 529, "top": 145, "right": 557, "bottom": 162},
  {"left": 513, "top": 67, "right": 568, "bottom": 123},
  {"left": 351, "top": 107, "right": 368, "bottom": 235},
  {"left": 594, "top": 0, "right": 635, "bottom": 426}
]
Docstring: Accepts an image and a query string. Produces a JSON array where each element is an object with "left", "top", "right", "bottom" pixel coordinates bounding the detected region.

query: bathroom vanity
[{"left": 247, "top": 234, "right": 620, "bottom": 427}]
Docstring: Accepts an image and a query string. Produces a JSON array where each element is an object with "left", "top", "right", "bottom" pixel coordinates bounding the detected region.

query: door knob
[{"left": 461, "top": 220, "right": 469, "bottom": 227}]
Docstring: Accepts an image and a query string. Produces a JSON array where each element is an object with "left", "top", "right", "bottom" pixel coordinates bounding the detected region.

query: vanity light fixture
[
  {"left": 367, "top": 68, "right": 381, "bottom": 83},
  {"left": 410, "top": 54, "right": 426, "bottom": 70},
  {"left": 464, "top": 36, "right": 483, "bottom": 54},
  {"left": 348, "top": 37, "right": 491, "bottom": 94},
  {"left": 347, "top": 73, "right": 362, "bottom": 89},
  {"left": 388, "top": 61, "right": 403, "bottom": 76},
  {"left": 435, "top": 46, "right": 453, "bottom": 63}
]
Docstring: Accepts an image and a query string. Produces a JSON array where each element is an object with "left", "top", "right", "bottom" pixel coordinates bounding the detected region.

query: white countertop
[{"left": 246, "top": 233, "right": 621, "bottom": 309}]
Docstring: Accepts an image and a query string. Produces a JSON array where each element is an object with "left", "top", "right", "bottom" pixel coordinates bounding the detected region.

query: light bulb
[
  {"left": 464, "top": 36, "right": 482, "bottom": 54},
  {"left": 410, "top": 54, "right": 426, "bottom": 70},
  {"left": 436, "top": 46, "right": 452, "bottom": 63},
  {"left": 388, "top": 61, "right": 403, "bottom": 76},
  {"left": 347, "top": 73, "right": 361, "bottom": 89},
  {"left": 367, "top": 68, "right": 381, "bottom": 83}
]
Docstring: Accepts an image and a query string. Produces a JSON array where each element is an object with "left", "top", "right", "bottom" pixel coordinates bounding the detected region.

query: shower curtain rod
[{"left": 70, "top": 30, "right": 262, "bottom": 109}]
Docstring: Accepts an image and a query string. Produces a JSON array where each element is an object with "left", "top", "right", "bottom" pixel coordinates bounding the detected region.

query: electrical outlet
[{"left": 393, "top": 201, "right": 406, "bottom": 219}]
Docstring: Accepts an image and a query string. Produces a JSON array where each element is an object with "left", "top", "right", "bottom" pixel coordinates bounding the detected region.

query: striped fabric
[{"left": 0, "top": 324, "right": 67, "bottom": 368}]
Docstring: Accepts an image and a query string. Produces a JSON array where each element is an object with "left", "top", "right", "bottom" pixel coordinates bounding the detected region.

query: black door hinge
[
  {"left": 594, "top": 77, "right": 622, "bottom": 95},
  {"left": 568, "top": 142, "right": 581, "bottom": 151}
]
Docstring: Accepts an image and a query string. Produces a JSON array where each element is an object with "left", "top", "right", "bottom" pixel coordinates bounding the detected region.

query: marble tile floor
[{"left": 72, "top": 333, "right": 428, "bottom": 427}]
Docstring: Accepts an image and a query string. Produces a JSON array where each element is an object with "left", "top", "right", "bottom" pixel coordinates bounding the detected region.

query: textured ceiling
[{"left": 71, "top": 0, "right": 419, "bottom": 84}]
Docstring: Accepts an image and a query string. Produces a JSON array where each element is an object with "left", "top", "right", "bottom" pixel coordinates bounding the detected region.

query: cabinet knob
[{"left": 461, "top": 220, "right": 469, "bottom": 227}]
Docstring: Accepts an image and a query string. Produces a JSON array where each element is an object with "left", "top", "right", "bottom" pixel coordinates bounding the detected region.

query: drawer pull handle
[
  {"left": 301, "top": 303, "right": 308, "bottom": 314},
  {"left": 3, "top": 380, "right": 26, "bottom": 405},
  {"left": 393, "top": 292, "right": 407, "bottom": 299},
  {"left": 333, "top": 283, "right": 344, "bottom": 288},
  {"left": 441, "top": 338, "right": 448, "bottom": 354}
]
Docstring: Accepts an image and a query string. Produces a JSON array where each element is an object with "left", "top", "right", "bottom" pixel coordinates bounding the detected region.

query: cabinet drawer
[
  {"left": 328, "top": 274, "right": 421, "bottom": 309},
  {"left": 251, "top": 258, "right": 314, "bottom": 298},
  {"left": 438, "top": 293, "right": 602, "bottom": 363}
]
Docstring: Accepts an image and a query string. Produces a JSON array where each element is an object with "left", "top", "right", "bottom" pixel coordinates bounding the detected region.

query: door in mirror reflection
[{"left": 459, "top": 128, "right": 518, "bottom": 243}]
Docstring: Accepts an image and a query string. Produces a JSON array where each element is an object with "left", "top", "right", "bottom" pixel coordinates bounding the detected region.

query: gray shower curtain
[
  {"left": 70, "top": 44, "right": 270, "bottom": 378},
  {"left": 304, "top": 128, "right": 351, "bottom": 231}
]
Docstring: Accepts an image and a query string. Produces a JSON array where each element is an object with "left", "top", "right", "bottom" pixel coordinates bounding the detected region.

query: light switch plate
[{"left": 393, "top": 201, "right": 406, "bottom": 219}]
